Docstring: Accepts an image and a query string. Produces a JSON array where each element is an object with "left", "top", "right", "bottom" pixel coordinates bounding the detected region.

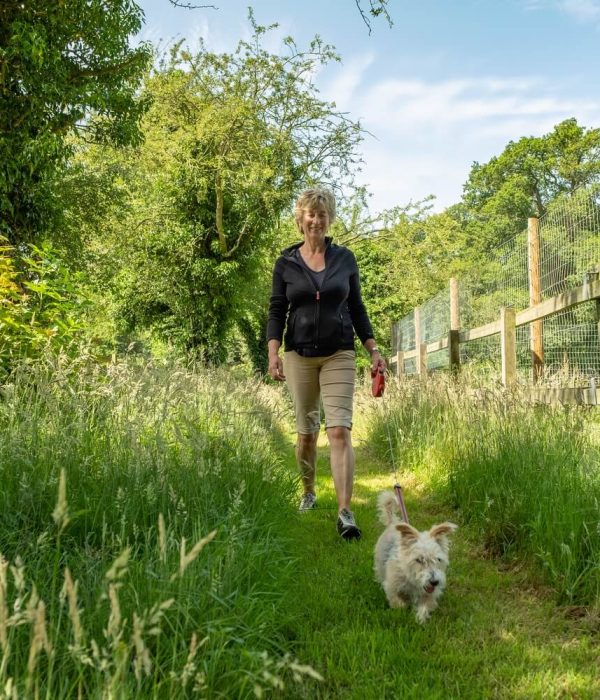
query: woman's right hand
[{"left": 268, "top": 354, "right": 286, "bottom": 381}]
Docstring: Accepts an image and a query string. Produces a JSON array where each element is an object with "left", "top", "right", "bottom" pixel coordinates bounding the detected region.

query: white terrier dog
[{"left": 374, "top": 491, "right": 457, "bottom": 624}]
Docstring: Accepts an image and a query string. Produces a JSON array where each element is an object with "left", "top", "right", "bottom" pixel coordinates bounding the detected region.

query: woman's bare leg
[
  {"left": 326, "top": 426, "right": 354, "bottom": 511},
  {"left": 296, "top": 431, "right": 319, "bottom": 493}
]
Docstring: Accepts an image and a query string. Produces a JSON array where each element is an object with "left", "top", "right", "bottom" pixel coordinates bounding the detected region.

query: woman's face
[{"left": 300, "top": 206, "right": 330, "bottom": 237}]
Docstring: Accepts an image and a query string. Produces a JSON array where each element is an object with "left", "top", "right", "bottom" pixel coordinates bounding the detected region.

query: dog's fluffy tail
[{"left": 377, "top": 490, "right": 399, "bottom": 526}]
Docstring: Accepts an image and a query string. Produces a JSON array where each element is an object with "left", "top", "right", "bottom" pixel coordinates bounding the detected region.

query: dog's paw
[{"left": 415, "top": 606, "right": 431, "bottom": 624}]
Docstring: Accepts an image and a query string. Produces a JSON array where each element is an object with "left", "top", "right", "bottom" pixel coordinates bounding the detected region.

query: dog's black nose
[{"left": 429, "top": 579, "right": 439, "bottom": 587}]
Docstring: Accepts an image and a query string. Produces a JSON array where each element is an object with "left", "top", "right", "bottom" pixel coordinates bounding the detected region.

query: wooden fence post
[
  {"left": 396, "top": 350, "right": 404, "bottom": 378},
  {"left": 449, "top": 278, "right": 460, "bottom": 373},
  {"left": 590, "top": 265, "right": 600, "bottom": 352},
  {"left": 418, "top": 343, "right": 428, "bottom": 376},
  {"left": 393, "top": 322, "right": 404, "bottom": 378},
  {"left": 450, "top": 278, "right": 460, "bottom": 330},
  {"left": 413, "top": 306, "right": 422, "bottom": 377},
  {"left": 528, "top": 217, "right": 544, "bottom": 381},
  {"left": 501, "top": 306, "right": 517, "bottom": 387},
  {"left": 414, "top": 306, "right": 427, "bottom": 376}
]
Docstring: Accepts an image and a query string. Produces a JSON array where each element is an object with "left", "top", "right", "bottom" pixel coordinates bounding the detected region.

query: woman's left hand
[{"left": 371, "top": 350, "right": 386, "bottom": 374}]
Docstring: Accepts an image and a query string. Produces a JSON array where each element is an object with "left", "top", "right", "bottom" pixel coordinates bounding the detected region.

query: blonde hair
[{"left": 294, "top": 187, "right": 336, "bottom": 231}]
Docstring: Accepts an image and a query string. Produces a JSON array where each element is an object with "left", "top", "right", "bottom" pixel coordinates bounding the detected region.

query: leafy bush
[{"left": 0, "top": 238, "right": 88, "bottom": 376}]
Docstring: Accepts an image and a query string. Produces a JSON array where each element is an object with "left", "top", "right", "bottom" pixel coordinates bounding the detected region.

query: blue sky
[{"left": 136, "top": 0, "right": 600, "bottom": 213}]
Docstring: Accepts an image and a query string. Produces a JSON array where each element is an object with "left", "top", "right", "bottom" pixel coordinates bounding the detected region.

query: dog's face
[{"left": 396, "top": 522, "right": 457, "bottom": 595}]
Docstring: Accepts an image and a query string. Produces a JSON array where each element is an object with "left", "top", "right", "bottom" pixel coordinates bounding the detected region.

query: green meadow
[{"left": 1, "top": 359, "right": 598, "bottom": 698}]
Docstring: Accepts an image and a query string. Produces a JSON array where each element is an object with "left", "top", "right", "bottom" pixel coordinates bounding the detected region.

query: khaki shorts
[{"left": 283, "top": 349, "right": 356, "bottom": 433}]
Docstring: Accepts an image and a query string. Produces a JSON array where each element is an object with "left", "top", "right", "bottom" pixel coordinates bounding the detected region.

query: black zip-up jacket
[{"left": 267, "top": 237, "right": 374, "bottom": 356}]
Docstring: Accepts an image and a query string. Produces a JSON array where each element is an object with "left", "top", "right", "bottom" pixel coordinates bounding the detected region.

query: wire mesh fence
[{"left": 392, "top": 186, "right": 600, "bottom": 384}]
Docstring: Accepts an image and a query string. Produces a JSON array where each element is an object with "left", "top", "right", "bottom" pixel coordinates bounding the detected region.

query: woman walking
[{"left": 267, "top": 187, "right": 385, "bottom": 540}]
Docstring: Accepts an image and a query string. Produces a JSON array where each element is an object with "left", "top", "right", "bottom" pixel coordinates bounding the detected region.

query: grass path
[{"left": 278, "top": 432, "right": 600, "bottom": 699}]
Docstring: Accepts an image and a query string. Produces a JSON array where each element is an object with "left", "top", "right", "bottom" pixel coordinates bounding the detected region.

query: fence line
[{"left": 391, "top": 187, "right": 600, "bottom": 403}]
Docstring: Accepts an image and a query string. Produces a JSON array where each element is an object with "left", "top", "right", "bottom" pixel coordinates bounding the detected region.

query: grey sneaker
[
  {"left": 298, "top": 492, "right": 317, "bottom": 512},
  {"left": 337, "top": 508, "right": 361, "bottom": 540}
]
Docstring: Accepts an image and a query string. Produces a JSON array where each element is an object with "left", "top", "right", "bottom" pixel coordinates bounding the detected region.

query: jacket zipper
[
  {"left": 296, "top": 265, "right": 320, "bottom": 347},
  {"left": 286, "top": 245, "right": 336, "bottom": 349}
]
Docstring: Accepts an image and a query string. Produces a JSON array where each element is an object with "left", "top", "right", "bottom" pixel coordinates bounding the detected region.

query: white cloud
[
  {"left": 321, "top": 62, "right": 600, "bottom": 212},
  {"left": 558, "top": 0, "right": 600, "bottom": 21},
  {"left": 354, "top": 77, "right": 600, "bottom": 134},
  {"left": 327, "top": 54, "right": 375, "bottom": 107},
  {"left": 357, "top": 149, "right": 468, "bottom": 212},
  {"left": 524, "top": 0, "right": 600, "bottom": 22}
]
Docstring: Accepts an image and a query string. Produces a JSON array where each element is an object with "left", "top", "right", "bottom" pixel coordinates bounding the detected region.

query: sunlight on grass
[{"left": 275, "top": 376, "right": 600, "bottom": 698}]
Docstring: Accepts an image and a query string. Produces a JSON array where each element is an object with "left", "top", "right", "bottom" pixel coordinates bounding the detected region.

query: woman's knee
[
  {"left": 327, "top": 426, "right": 351, "bottom": 444},
  {"left": 297, "top": 431, "right": 318, "bottom": 448}
]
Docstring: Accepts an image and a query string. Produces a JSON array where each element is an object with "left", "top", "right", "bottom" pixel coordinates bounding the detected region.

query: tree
[
  {"left": 462, "top": 119, "right": 600, "bottom": 249},
  {"left": 75, "top": 17, "right": 364, "bottom": 363},
  {"left": 349, "top": 198, "right": 472, "bottom": 355},
  {"left": 0, "top": 0, "right": 152, "bottom": 244}
]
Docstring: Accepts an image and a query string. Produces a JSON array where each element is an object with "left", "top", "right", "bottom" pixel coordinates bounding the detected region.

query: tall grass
[
  {"left": 0, "top": 352, "right": 320, "bottom": 698},
  {"left": 365, "top": 375, "right": 600, "bottom": 605}
]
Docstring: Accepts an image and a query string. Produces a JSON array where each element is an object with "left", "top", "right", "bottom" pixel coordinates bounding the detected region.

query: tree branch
[
  {"left": 353, "top": 0, "right": 393, "bottom": 33},
  {"left": 338, "top": 228, "right": 391, "bottom": 248},
  {"left": 215, "top": 170, "right": 227, "bottom": 255},
  {"left": 224, "top": 221, "right": 250, "bottom": 259},
  {"left": 168, "top": 0, "right": 218, "bottom": 9}
]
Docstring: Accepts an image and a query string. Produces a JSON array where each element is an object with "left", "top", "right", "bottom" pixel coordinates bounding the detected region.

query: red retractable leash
[
  {"left": 371, "top": 366, "right": 385, "bottom": 397},
  {"left": 372, "top": 365, "right": 410, "bottom": 523}
]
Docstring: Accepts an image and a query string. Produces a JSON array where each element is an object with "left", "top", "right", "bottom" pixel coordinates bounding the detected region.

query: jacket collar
[{"left": 281, "top": 236, "right": 334, "bottom": 258}]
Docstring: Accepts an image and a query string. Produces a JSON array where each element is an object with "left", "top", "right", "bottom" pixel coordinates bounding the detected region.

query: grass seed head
[
  {"left": 52, "top": 468, "right": 70, "bottom": 533},
  {"left": 176, "top": 530, "right": 217, "bottom": 579},
  {"left": 10, "top": 557, "right": 25, "bottom": 595},
  {"left": 2, "top": 678, "right": 17, "bottom": 700},
  {"left": 27, "top": 599, "right": 52, "bottom": 683},
  {"left": 132, "top": 612, "right": 152, "bottom": 682},
  {"left": 0, "top": 555, "right": 8, "bottom": 651},
  {"left": 105, "top": 548, "right": 131, "bottom": 583},
  {"left": 63, "top": 568, "right": 83, "bottom": 648},
  {"left": 107, "top": 584, "right": 122, "bottom": 643},
  {"left": 158, "top": 513, "right": 166, "bottom": 565}
]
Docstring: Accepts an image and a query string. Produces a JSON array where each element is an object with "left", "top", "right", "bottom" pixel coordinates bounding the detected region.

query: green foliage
[
  {"left": 69, "top": 16, "right": 363, "bottom": 363},
  {"left": 462, "top": 118, "right": 600, "bottom": 250},
  {"left": 6, "top": 0, "right": 596, "bottom": 375},
  {"left": 0, "top": 238, "right": 89, "bottom": 375},
  {"left": 349, "top": 198, "right": 471, "bottom": 354},
  {"left": 0, "top": 0, "right": 151, "bottom": 244}
]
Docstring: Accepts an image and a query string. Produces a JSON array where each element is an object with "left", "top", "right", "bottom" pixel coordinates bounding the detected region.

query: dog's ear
[
  {"left": 429, "top": 522, "right": 458, "bottom": 547},
  {"left": 395, "top": 522, "right": 419, "bottom": 544}
]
